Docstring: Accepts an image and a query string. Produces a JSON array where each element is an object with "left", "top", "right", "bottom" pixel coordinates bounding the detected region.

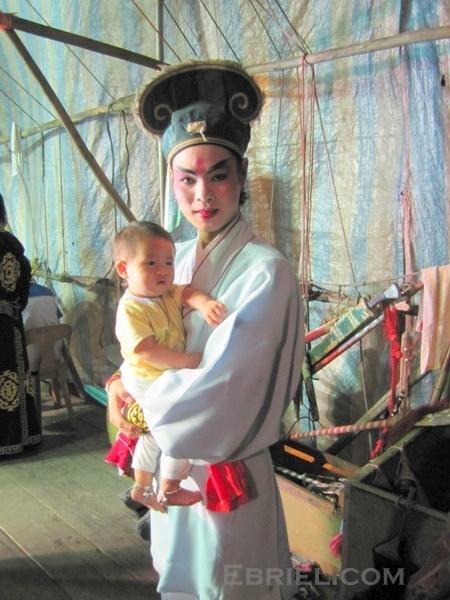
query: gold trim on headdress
[{"left": 167, "top": 137, "right": 244, "bottom": 164}]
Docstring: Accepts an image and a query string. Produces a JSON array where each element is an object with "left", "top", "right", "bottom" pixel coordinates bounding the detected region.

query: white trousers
[
  {"left": 123, "top": 369, "right": 191, "bottom": 480},
  {"left": 132, "top": 432, "right": 191, "bottom": 480}
]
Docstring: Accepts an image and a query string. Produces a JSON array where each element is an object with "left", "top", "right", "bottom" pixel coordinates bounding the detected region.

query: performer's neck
[{"left": 198, "top": 213, "right": 240, "bottom": 248}]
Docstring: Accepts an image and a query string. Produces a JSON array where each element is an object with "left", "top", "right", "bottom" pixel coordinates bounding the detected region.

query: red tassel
[
  {"left": 383, "top": 306, "right": 402, "bottom": 415},
  {"left": 371, "top": 307, "right": 402, "bottom": 457},
  {"left": 206, "top": 460, "right": 252, "bottom": 512},
  {"left": 370, "top": 436, "right": 386, "bottom": 460}
]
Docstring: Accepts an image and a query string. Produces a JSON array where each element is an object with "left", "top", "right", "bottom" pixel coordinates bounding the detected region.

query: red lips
[{"left": 197, "top": 209, "right": 217, "bottom": 219}]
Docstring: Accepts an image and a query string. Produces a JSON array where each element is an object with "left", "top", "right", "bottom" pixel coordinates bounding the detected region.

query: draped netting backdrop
[{"left": 0, "top": 0, "right": 448, "bottom": 463}]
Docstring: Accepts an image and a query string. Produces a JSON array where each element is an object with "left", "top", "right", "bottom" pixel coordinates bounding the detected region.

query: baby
[{"left": 107, "top": 221, "right": 227, "bottom": 511}]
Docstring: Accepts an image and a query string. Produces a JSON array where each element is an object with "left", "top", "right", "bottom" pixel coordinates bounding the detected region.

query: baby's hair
[{"left": 113, "top": 220, "right": 174, "bottom": 261}]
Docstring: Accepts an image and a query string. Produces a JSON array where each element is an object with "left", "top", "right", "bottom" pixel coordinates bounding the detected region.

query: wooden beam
[
  {"left": 246, "top": 25, "right": 450, "bottom": 73},
  {"left": 5, "top": 28, "right": 136, "bottom": 223},
  {"left": 0, "top": 11, "right": 164, "bottom": 70}
]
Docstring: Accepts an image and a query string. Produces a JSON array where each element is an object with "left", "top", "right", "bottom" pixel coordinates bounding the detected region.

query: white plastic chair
[{"left": 25, "top": 324, "right": 76, "bottom": 428}]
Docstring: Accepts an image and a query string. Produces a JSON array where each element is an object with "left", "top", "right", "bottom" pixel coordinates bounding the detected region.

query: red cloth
[
  {"left": 371, "top": 306, "right": 402, "bottom": 459},
  {"left": 206, "top": 460, "right": 251, "bottom": 512},
  {"left": 104, "top": 433, "right": 138, "bottom": 477},
  {"left": 329, "top": 532, "right": 343, "bottom": 558},
  {"left": 105, "top": 433, "right": 252, "bottom": 511},
  {"left": 383, "top": 305, "right": 402, "bottom": 416}
]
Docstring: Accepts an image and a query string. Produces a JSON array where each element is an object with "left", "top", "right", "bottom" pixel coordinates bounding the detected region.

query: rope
[
  {"left": 290, "top": 414, "right": 400, "bottom": 441},
  {"left": 296, "top": 59, "right": 318, "bottom": 412},
  {"left": 31, "top": 267, "right": 115, "bottom": 290},
  {"left": 271, "top": 0, "right": 311, "bottom": 54},
  {"left": 0, "top": 65, "right": 57, "bottom": 119},
  {"left": 104, "top": 107, "right": 131, "bottom": 225},
  {"left": 358, "top": 339, "right": 374, "bottom": 451},
  {"left": 0, "top": 88, "right": 41, "bottom": 125},
  {"left": 162, "top": 3, "right": 200, "bottom": 57},
  {"left": 312, "top": 274, "right": 419, "bottom": 289},
  {"left": 130, "top": 0, "right": 182, "bottom": 62},
  {"left": 296, "top": 60, "right": 315, "bottom": 307},
  {"left": 198, "top": 0, "right": 240, "bottom": 61},
  {"left": 267, "top": 71, "right": 285, "bottom": 240},
  {"left": 25, "top": 0, "right": 116, "bottom": 102},
  {"left": 57, "top": 131, "right": 67, "bottom": 275},
  {"left": 398, "top": 48, "right": 415, "bottom": 278},
  {"left": 248, "top": 0, "right": 283, "bottom": 59},
  {"left": 105, "top": 107, "right": 118, "bottom": 232},
  {"left": 120, "top": 111, "right": 132, "bottom": 207},
  {"left": 310, "top": 65, "right": 359, "bottom": 292},
  {"left": 39, "top": 131, "right": 50, "bottom": 272}
]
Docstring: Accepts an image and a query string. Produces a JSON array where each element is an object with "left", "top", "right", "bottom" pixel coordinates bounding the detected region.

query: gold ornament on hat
[{"left": 187, "top": 120, "right": 208, "bottom": 141}]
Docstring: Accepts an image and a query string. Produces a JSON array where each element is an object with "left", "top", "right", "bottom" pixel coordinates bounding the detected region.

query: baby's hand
[
  {"left": 185, "top": 352, "right": 202, "bottom": 368},
  {"left": 201, "top": 300, "right": 228, "bottom": 326}
]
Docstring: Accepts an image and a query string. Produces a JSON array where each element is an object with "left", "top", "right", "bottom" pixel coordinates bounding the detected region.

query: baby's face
[{"left": 124, "top": 236, "right": 175, "bottom": 298}]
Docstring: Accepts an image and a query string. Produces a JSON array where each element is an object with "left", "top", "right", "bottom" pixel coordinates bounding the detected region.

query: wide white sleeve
[{"left": 140, "top": 258, "right": 303, "bottom": 463}]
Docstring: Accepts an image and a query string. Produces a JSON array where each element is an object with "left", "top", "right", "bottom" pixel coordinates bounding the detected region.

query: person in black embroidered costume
[{"left": 0, "top": 192, "right": 41, "bottom": 456}]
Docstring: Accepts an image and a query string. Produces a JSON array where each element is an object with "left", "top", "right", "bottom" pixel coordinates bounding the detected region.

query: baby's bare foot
[
  {"left": 131, "top": 485, "right": 166, "bottom": 513},
  {"left": 157, "top": 487, "right": 202, "bottom": 507}
]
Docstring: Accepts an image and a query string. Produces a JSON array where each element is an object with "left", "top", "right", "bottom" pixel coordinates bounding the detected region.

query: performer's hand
[
  {"left": 117, "top": 419, "right": 144, "bottom": 439},
  {"left": 107, "top": 378, "right": 142, "bottom": 437}
]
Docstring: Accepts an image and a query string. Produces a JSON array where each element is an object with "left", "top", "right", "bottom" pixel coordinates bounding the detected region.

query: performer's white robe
[{"left": 140, "top": 216, "right": 304, "bottom": 600}]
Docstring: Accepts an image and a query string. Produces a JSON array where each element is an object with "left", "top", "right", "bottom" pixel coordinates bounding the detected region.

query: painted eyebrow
[{"left": 174, "top": 158, "right": 231, "bottom": 175}]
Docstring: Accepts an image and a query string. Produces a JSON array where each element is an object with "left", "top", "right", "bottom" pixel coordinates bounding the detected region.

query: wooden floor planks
[{"left": 0, "top": 395, "right": 159, "bottom": 600}]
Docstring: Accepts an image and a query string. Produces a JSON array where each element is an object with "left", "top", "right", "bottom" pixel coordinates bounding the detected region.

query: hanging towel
[
  {"left": 416, "top": 264, "right": 450, "bottom": 373},
  {"left": 10, "top": 122, "right": 22, "bottom": 177}
]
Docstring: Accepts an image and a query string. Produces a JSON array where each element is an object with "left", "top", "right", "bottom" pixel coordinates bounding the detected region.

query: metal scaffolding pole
[{"left": 246, "top": 25, "right": 450, "bottom": 73}]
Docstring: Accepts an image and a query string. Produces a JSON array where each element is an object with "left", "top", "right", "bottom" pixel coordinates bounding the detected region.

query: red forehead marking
[{"left": 195, "top": 157, "right": 206, "bottom": 174}]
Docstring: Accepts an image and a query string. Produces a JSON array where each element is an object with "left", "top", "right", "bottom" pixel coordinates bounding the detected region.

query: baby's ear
[{"left": 115, "top": 260, "right": 127, "bottom": 278}]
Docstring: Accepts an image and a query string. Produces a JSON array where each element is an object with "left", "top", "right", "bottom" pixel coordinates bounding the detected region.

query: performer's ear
[{"left": 240, "top": 158, "right": 248, "bottom": 184}]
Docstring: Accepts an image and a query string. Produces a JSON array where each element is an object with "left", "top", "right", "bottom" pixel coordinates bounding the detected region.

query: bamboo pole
[
  {"left": 290, "top": 400, "right": 447, "bottom": 441},
  {"left": 4, "top": 28, "right": 136, "bottom": 222},
  {"left": 4, "top": 24, "right": 447, "bottom": 148},
  {"left": 157, "top": 0, "right": 166, "bottom": 227},
  {"left": 0, "top": 95, "right": 135, "bottom": 145},
  {"left": 324, "top": 371, "right": 428, "bottom": 454},
  {"left": 246, "top": 25, "right": 450, "bottom": 73},
  {"left": 0, "top": 11, "right": 164, "bottom": 70},
  {"left": 429, "top": 345, "right": 450, "bottom": 406}
]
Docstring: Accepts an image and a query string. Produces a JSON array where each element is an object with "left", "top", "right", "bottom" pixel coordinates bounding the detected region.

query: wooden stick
[
  {"left": 0, "top": 11, "right": 164, "bottom": 70},
  {"left": 5, "top": 28, "right": 135, "bottom": 223},
  {"left": 246, "top": 25, "right": 450, "bottom": 73}
]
